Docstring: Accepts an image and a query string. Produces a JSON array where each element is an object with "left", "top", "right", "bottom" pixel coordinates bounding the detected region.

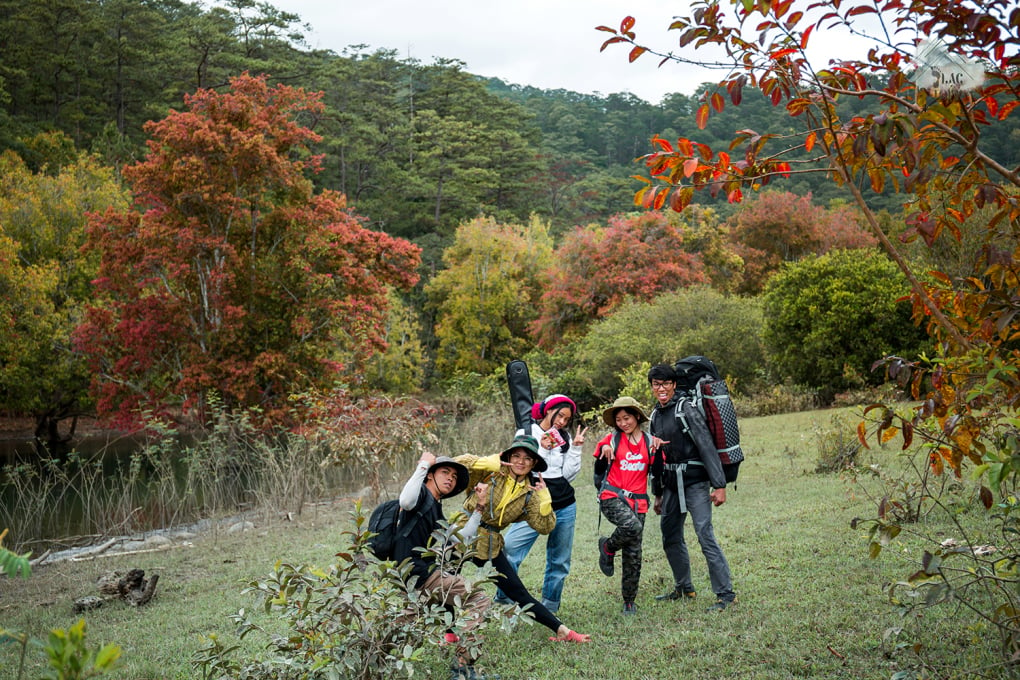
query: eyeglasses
[
  {"left": 509, "top": 452, "right": 534, "bottom": 463},
  {"left": 651, "top": 381, "right": 674, "bottom": 389}
]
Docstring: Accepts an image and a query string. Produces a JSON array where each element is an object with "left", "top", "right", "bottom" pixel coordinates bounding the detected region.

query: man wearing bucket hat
[
  {"left": 394, "top": 451, "right": 495, "bottom": 680},
  {"left": 455, "top": 435, "right": 591, "bottom": 644},
  {"left": 592, "top": 396, "right": 653, "bottom": 615},
  {"left": 497, "top": 393, "right": 587, "bottom": 613}
]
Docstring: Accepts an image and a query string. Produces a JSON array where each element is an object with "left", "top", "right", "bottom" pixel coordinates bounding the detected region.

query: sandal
[{"left": 548, "top": 629, "right": 590, "bottom": 643}]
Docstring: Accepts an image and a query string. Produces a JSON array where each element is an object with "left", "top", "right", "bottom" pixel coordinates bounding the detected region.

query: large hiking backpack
[
  {"left": 673, "top": 356, "right": 744, "bottom": 483},
  {"left": 366, "top": 500, "right": 420, "bottom": 561}
]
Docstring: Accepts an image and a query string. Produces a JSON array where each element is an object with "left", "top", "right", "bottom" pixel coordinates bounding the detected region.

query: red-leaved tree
[
  {"left": 599, "top": 0, "right": 1020, "bottom": 666},
  {"left": 76, "top": 74, "right": 420, "bottom": 429},
  {"left": 729, "top": 191, "right": 877, "bottom": 294},
  {"left": 532, "top": 210, "right": 706, "bottom": 347}
]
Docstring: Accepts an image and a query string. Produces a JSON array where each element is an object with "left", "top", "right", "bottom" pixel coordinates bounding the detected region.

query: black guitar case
[{"left": 505, "top": 359, "right": 534, "bottom": 433}]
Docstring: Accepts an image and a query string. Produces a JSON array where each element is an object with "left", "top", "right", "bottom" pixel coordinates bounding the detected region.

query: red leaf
[
  {"left": 999, "top": 100, "right": 1020, "bottom": 120},
  {"left": 652, "top": 186, "right": 668, "bottom": 210},
  {"left": 711, "top": 92, "right": 725, "bottom": 112},
  {"left": 629, "top": 46, "right": 647, "bottom": 62},
  {"left": 800, "top": 24, "right": 814, "bottom": 49},
  {"left": 805, "top": 131, "right": 816, "bottom": 152},
  {"left": 695, "top": 103, "right": 710, "bottom": 130},
  {"left": 599, "top": 36, "right": 628, "bottom": 52},
  {"left": 683, "top": 158, "right": 699, "bottom": 177},
  {"left": 770, "top": 48, "right": 797, "bottom": 60},
  {"left": 652, "top": 137, "right": 674, "bottom": 152},
  {"left": 621, "top": 16, "right": 636, "bottom": 32}
]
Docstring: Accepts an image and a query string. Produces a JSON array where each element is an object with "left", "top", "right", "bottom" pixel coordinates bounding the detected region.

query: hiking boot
[
  {"left": 706, "top": 597, "right": 736, "bottom": 612},
  {"left": 655, "top": 588, "right": 696, "bottom": 602},
  {"left": 598, "top": 537, "right": 615, "bottom": 577},
  {"left": 450, "top": 661, "right": 500, "bottom": 680},
  {"left": 622, "top": 601, "right": 638, "bottom": 615}
]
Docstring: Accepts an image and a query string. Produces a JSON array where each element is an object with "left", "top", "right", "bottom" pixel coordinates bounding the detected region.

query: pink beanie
[{"left": 531, "top": 394, "right": 577, "bottom": 421}]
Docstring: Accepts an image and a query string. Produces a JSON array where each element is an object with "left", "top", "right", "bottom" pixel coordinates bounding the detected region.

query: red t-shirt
[{"left": 594, "top": 432, "right": 651, "bottom": 513}]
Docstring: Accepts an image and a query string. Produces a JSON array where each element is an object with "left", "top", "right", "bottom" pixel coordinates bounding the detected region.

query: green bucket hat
[
  {"left": 499, "top": 434, "right": 548, "bottom": 473},
  {"left": 602, "top": 396, "right": 649, "bottom": 428}
]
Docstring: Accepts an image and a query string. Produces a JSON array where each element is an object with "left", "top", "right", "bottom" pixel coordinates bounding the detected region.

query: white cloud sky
[
  {"left": 265, "top": 1, "right": 887, "bottom": 104},
  {"left": 266, "top": 1, "right": 720, "bottom": 104}
]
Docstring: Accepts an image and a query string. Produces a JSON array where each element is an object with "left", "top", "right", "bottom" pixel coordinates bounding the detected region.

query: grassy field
[{"left": 0, "top": 407, "right": 1002, "bottom": 679}]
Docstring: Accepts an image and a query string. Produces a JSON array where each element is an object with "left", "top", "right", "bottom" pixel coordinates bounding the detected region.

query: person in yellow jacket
[{"left": 455, "top": 434, "right": 590, "bottom": 644}]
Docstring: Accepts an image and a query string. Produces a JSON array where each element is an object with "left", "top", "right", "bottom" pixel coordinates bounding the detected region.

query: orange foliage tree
[
  {"left": 532, "top": 210, "right": 706, "bottom": 347},
  {"left": 599, "top": 0, "right": 1020, "bottom": 664},
  {"left": 729, "top": 190, "right": 877, "bottom": 294},
  {"left": 76, "top": 74, "right": 420, "bottom": 429}
]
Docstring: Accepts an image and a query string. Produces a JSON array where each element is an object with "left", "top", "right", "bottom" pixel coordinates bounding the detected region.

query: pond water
[{"left": 0, "top": 431, "right": 391, "bottom": 553}]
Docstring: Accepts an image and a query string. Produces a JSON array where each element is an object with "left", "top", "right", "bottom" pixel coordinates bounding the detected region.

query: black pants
[{"left": 472, "top": 551, "right": 563, "bottom": 633}]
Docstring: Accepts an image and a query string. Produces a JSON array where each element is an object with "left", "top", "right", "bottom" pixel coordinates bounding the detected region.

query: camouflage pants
[{"left": 600, "top": 496, "right": 646, "bottom": 603}]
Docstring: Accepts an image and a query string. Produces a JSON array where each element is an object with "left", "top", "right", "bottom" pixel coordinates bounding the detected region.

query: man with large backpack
[
  {"left": 647, "top": 362, "right": 737, "bottom": 612},
  {"left": 393, "top": 451, "right": 495, "bottom": 680}
]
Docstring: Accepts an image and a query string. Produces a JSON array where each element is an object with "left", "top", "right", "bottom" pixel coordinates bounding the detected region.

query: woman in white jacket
[{"left": 495, "top": 394, "right": 586, "bottom": 613}]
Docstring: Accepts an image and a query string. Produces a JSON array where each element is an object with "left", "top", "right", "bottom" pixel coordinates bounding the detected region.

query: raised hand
[
  {"left": 530, "top": 473, "right": 547, "bottom": 492},
  {"left": 573, "top": 425, "right": 588, "bottom": 446},
  {"left": 473, "top": 482, "right": 490, "bottom": 506},
  {"left": 598, "top": 443, "right": 614, "bottom": 462}
]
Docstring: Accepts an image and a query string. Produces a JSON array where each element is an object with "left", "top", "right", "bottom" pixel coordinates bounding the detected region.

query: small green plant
[
  {"left": 0, "top": 528, "right": 31, "bottom": 578},
  {"left": 2, "top": 533, "right": 122, "bottom": 680},
  {"left": 193, "top": 503, "right": 519, "bottom": 680},
  {"left": 1, "top": 619, "right": 121, "bottom": 680},
  {"left": 814, "top": 413, "right": 862, "bottom": 473}
]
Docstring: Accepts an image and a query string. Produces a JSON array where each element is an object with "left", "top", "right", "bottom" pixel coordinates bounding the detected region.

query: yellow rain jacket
[{"left": 454, "top": 453, "right": 555, "bottom": 560}]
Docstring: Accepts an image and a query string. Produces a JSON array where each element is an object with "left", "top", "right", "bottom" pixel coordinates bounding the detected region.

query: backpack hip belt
[
  {"left": 664, "top": 461, "right": 703, "bottom": 472},
  {"left": 600, "top": 482, "right": 649, "bottom": 503}
]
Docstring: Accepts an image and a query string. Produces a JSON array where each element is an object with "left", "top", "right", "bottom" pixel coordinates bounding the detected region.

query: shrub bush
[
  {"left": 543, "top": 287, "right": 766, "bottom": 409},
  {"left": 193, "top": 505, "right": 519, "bottom": 680},
  {"left": 762, "top": 249, "right": 932, "bottom": 402}
]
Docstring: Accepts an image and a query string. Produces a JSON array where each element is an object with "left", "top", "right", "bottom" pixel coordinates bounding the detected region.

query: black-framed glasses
[{"left": 650, "top": 380, "right": 674, "bottom": 389}]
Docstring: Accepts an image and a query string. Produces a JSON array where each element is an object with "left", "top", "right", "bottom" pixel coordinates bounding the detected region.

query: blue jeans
[
  {"left": 660, "top": 481, "right": 734, "bottom": 600},
  {"left": 495, "top": 502, "right": 576, "bottom": 612}
]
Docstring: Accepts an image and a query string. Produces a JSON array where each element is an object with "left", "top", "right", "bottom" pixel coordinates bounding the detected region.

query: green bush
[
  {"left": 542, "top": 287, "right": 766, "bottom": 408},
  {"left": 762, "top": 249, "right": 932, "bottom": 402},
  {"left": 193, "top": 504, "right": 520, "bottom": 680}
]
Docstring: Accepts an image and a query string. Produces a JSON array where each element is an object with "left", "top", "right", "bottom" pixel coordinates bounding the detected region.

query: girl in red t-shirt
[{"left": 593, "top": 396, "right": 652, "bottom": 614}]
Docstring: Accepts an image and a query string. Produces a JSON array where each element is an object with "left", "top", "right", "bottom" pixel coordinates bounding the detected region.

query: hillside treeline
[{"left": 0, "top": 0, "right": 954, "bottom": 438}]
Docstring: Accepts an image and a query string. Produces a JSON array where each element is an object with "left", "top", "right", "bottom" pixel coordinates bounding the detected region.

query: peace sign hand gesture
[
  {"left": 530, "top": 473, "right": 547, "bottom": 493},
  {"left": 572, "top": 425, "right": 588, "bottom": 447}
]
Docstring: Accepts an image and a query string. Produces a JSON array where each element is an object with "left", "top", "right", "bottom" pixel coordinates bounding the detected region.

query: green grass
[{"left": 0, "top": 408, "right": 1006, "bottom": 679}]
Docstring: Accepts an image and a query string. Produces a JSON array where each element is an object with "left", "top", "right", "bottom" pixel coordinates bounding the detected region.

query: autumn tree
[
  {"left": 0, "top": 152, "right": 127, "bottom": 444},
  {"left": 729, "top": 190, "right": 877, "bottom": 294},
  {"left": 426, "top": 215, "right": 553, "bottom": 379},
  {"left": 76, "top": 73, "right": 420, "bottom": 429},
  {"left": 532, "top": 210, "right": 707, "bottom": 347},
  {"left": 599, "top": 0, "right": 1020, "bottom": 666}
]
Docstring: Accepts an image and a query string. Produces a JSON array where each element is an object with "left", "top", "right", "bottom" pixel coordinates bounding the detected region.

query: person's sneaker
[
  {"left": 622, "top": 601, "right": 638, "bottom": 615},
  {"left": 655, "top": 588, "right": 696, "bottom": 602},
  {"left": 598, "top": 537, "right": 615, "bottom": 577},
  {"left": 706, "top": 597, "right": 736, "bottom": 612},
  {"left": 450, "top": 661, "right": 501, "bottom": 680}
]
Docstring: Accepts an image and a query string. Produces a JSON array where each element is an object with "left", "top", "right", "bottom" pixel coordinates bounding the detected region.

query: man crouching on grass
[{"left": 393, "top": 451, "right": 499, "bottom": 680}]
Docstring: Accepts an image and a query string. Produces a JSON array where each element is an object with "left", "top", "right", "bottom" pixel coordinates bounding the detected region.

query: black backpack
[
  {"left": 366, "top": 500, "right": 421, "bottom": 561},
  {"left": 672, "top": 355, "right": 744, "bottom": 483}
]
